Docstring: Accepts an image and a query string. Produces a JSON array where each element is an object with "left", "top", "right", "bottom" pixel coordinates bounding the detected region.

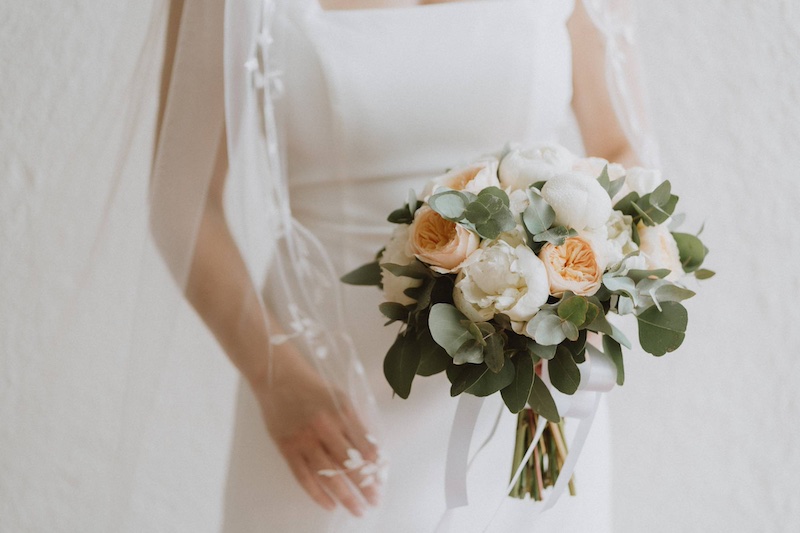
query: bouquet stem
[{"left": 508, "top": 408, "right": 575, "bottom": 500}]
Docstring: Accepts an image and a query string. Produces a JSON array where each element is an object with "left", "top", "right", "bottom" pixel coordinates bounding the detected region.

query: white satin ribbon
[{"left": 436, "top": 343, "right": 617, "bottom": 532}]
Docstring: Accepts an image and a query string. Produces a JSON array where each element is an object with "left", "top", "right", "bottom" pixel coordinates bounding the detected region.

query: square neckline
[{"left": 313, "top": 0, "right": 530, "bottom": 16}]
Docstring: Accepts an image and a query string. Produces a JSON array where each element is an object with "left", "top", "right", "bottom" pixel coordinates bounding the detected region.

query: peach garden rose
[
  {"left": 538, "top": 236, "right": 603, "bottom": 297},
  {"left": 407, "top": 206, "right": 479, "bottom": 274}
]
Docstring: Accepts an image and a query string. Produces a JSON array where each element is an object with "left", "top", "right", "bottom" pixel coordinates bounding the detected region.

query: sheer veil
[{"left": 7, "top": 0, "right": 658, "bottom": 528}]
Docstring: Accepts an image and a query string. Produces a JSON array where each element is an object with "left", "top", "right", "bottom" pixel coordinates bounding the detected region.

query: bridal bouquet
[{"left": 342, "top": 144, "right": 712, "bottom": 501}]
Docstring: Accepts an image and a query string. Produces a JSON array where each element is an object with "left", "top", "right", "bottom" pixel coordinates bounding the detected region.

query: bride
[{"left": 152, "top": 0, "right": 655, "bottom": 531}]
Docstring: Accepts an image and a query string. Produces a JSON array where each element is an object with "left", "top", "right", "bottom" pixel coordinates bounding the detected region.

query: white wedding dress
[{"left": 222, "top": 1, "right": 612, "bottom": 531}]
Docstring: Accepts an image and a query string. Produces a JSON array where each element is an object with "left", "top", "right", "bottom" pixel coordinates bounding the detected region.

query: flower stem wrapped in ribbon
[{"left": 342, "top": 143, "right": 713, "bottom": 505}]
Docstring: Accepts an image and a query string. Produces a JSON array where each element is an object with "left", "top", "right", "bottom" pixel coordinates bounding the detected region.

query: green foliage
[
  {"left": 533, "top": 226, "right": 578, "bottom": 247},
  {"left": 429, "top": 190, "right": 469, "bottom": 221},
  {"left": 429, "top": 304, "right": 474, "bottom": 359},
  {"left": 549, "top": 346, "right": 581, "bottom": 395},
  {"left": 501, "top": 353, "right": 535, "bottom": 413},
  {"left": 672, "top": 232, "right": 708, "bottom": 273},
  {"left": 694, "top": 268, "right": 716, "bottom": 280},
  {"left": 636, "top": 301, "right": 688, "bottom": 356},
  {"left": 387, "top": 191, "right": 422, "bottom": 224},
  {"left": 415, "top": 325, "right": 452, "bottom": 376},
  {"left": 557, "top": 295, "right": 589, "bottom": 326},
  {"left": 466, "top": 358, "right": 516, "bottom": 397},
  {"left": 528, "top": 374, "right": 560, "bottom": 422},
  {"left": 428, "top": 187, "right": 516, "bottom": 239},
  {"left": 522, "top": 189, "right": 555, "bottom": 235},
  {"left": 381, "top": 260, "right": 430, "bottom": 280},
  {"left": 632, "top": 181, "right": 679, "bottom": 226},
  {"left": 626, "top": 269, "right": 671, "bottom": 283},
  {"left": 378, "top": 302, "right": 410, "bottom": 324},
  {"left": 341, "top": 261, "right": 382, "bottom": 286},
  {"left": 447, "top": 363, "right": 489, "bottom": 396},
  {"left": 526, "top": 312, "right": 567, "bottom": 346},
  {"left": 384, "top": 332, "right": 422, "bottom": 399},
  {"left": 596, "top": 165, "right": 626, "bottom": 199},
  {"left": 602, "top": 335, "right": 625, "bottom": 386}
]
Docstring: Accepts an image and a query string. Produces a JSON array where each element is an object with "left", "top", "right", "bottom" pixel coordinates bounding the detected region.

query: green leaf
[
  {"left": 533, "top": 226, "right": 578, "bottom": 246},
  {"left": 448, "top": 363, "right": 489, "bottom": 396},
  {"left": 672, "top": 232, "right": 707, "bottom": 273},
  {"left": 607, "top": 176, "right": 627, "bottom": 200},
  {"left": 581, "top": 301, "right": 600, "bottom": 329},
  {"left": 477, "top": 186, "right": 510, "bottom": 207},
  {"left": 466, "top": 358, "right": 515, "bottom": 397},
  {"left": 484, "top": 333, "right": 505, "bottom": 373},
  {"left": 527, "top": 341, "right": 557, "bottom": 360},
  {"left": 602, "top": 335, "right": 625, "bottom": 386},
  {"left": 378, "top": 302, "right": 409, "bottom": 322},
  {"left": 695, "top": 268, "right": 716, "bottom": 280},
  {"left": 636, "top": 301, "right": 688, "bottom": 356},
  {"left": 649, "top": 180, "right": 671, "bottom": 207},
  {"left": 415, "top": 327, "right": 452, "bottom": 376},
  {"left": 586, "top": 306, "right": 613, "bottom": 335},
  {"left": 528, "top": 374, "right": 561, "bottom": 422},
  {"left": 561, "top": 320, "right": 579, "bottom": 341},
  {"left": 341, "top": 261, "right": 382, "bottom": 286},
  {"left": 474, "top": 209, "right": 516, "bottom": 240},
  {"left": 454, "top": 339, "right": 484, "bottom": 365},
  {"left": 609, "top": 322, "right": 632, "bottom": 349},
  {"left": 429, "top": 303, "right": 473, "bottom": 358},
  {"left": 381, "top": 261, "right": 430, "bottom": 280},
  {"left": 549, "top": 346, "right": 581, "bottom": 395},
  {"left": 384, "top": 332, "right": 422, "bottom": 399},
  {"left": 627, "top": 269, "right": 672, "bottom": 283},
  {"left": 597, "top": 164, "right": 611, "bottom": 190},
  {"left": 522, "top": 190, "right": 556, "bottom": 235},
  {"left": 501, "top": 353, "right": 535, "bottom": 413},
  {"left": 558, "top": 296, "right": 589, "bottom": 326},
  {"left": 563, "top": 329, "right": 587, "bottom": 359},
  {"left": 464, "top": 201, "right": 492, "bottom": 225},
  {"left": 614, "top": 191, "right": 640, "bottom": 217},
  {"left": 429, "top": 190, "right": 468, "bottom": 221},
  {"left": 526, "top": 312, "right": 567, "bottom": 346}
]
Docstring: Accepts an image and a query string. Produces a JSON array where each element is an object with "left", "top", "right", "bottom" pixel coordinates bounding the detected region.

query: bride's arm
[
  {"left": 177, "top": 130, "right": 379, "bottom": 517},
  {"left": 569, "top": 0, "right": 640, "bottom": 167}
]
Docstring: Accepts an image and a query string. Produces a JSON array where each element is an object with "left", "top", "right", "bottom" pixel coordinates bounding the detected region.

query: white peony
[
  {"left": 573, "top": 156, "right": 626, "bottom": 182},
  {"left": 422, "top": 157, "right": 500, "bottom": 199},
  {"left": 540, "top": 171, "right": 612, "bottom": 230},
  {"left": 380, "top": 225, "right": 422, "bottom": 305},
  {"left": 582, "top": 210, "right": 638, "bottom": 270},
  {"left": 498, "top": 144, "right": 577, "bottom": 191},
  {"left": 453, "top": 240, "right": 550, "bottom": 331},
  {"left": 613, "top": 167, "right": 663, "bottom": 202},
  {"left": 637, "top": 222, "right": 684, "bottom": 281}
]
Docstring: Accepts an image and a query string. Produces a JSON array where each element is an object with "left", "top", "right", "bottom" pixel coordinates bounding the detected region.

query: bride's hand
[{"left": 249, "top": 343, "right": 382, "bottom": 517}]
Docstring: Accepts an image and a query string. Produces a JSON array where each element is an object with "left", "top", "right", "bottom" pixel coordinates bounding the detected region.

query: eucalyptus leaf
[
  {"left": 454, "top": 339, "right": 485, "bottom": 365},
  {"left": 607, "top": 176, "right": 627, "bottom": 199},
  {"left": 416, "top": 327, "right": 452, "bottom": 376},
  {"left": 384, "top": 332, "right": 422, "bottom": 399},
  {"left": 597, "top": 164, "right": 611, "bottom": 190},
  {"left": 672, "top": 232, "right": 707, "bottom": 272},
  {"left": 466, "top": 358, "right": 515, "bottom": 397},
  {"left": 475, "top": 211, "right": 516, "bottom": 240},
  {"left": 649, "top": 180, "right": 672, "bottom": 207},
  {"left": 429, "top": 190, "right": 468, "bottom": 221},
  {"left": 526, "top": 312, "right": 567, "bottom": 346},
  {"left": 549, "top": 346, "right": 581, "bottom": 395},
  {"left": 558, "top": 296, "right": 588, "bottom": 326},
  {"left": 484, "top": 333, "right": 505, "bottom": 373},
  {"left": 522, "top": 190, "right": 556, "bottom": 235},
  {"left": 561, "top": 319, "right": 579, "bottom": 341},
  {"left": 602, "top": 335, "right": 625, "bottom": 386},
  {"left": 429, "top": 303, "right": 474, "bottom": 358},
  {"left": 448, "top": 363, "right": 489, "bottom": 396},
  {"left": 379, "top": 302, "right": 409, "bottom": 322},
  {"left": 614, "top": 191, "right": 640, "bottom": 216},
  {"left": 636, "top": 301, "right": 688, "bottom": 356},
  {"left": 695, "top": 268, "right": 716, "bottom": 280},
  {"left": 477, "top": 186, "right": 510, "bottom": 208},
  {"left": 533, "top": 226, "right": 578, "bottom": 246},
  {"left": 341, "top": 261, "right": 382, "bottom": 286},
  {"left": 626, "top": 269, "right": 671, "bottom": 283},
  {"left": 382, "top": 261, "right": 430, "bottom": 280},
  {"left": 527, "top": 340, "right": 557, "bottom": 360},
  {"left": 609, "top": 322, "right": 632, "bottom": 349},
  {"left": 501, "top": 353, "right": 535, "bottom": 413},
  {"left": 464, "top": 201, "right": 492, "bottom": 225},
  {"left": 528, "top": 375, "right": 561, "bottom": 422},
  {"left": 586, "top": 306, "right": 613, "bottom": 335}
]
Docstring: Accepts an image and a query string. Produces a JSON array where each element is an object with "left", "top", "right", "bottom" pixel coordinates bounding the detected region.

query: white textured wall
[
  {"left": 1, "top": 1, "right": 798, "bottom": 532},
  {"left": 609, "top": 1, "right": 800, "bottom": 532}
]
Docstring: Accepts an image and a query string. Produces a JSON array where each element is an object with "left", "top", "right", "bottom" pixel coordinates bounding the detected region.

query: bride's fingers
[
  {"left": 282, "top": 447, "right": 337, "bottom": 512},
  {"left": 341, "top": 409, "right": 380, "bottom": 464},
  {"left": 315, "top": 418, "right": 380, "bottom": 506},
  {"left": 305, "top": 446, "right": 365, "bottom": 517}
]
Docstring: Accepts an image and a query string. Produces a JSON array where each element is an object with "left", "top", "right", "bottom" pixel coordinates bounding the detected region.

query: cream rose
[
  {"left": 636, "top": 222, "right": 684, "bottom": 281},
  {"left": 423, "top": 158, "right": 500, "bottom": 198},
  {"left": 408, "top": 206, "right": 479, "bottom": 273},
  {"left": 453, "top": 240, "right": 549, "bottom": 329},
  {"left": 540, "top": 171, "right": 612, "bottom": 230},
  {"left": 498, "top": 144, "right": 577, "bottom": 191},
  {"left": 539, "top": 236, "right": 603, "bottom": 296},
  {"left": 380, "top": 225, "right": 422, "bottom": 305},
  {"left": 581, "top": 210, "right": 638, "bottom": 270}
]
